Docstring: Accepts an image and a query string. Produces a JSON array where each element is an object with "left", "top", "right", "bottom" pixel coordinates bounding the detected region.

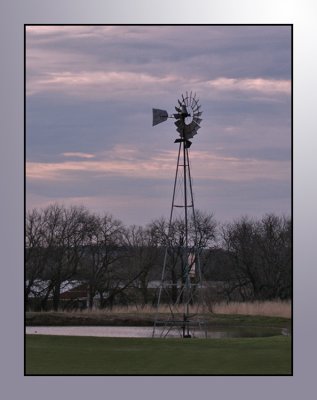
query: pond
[{"left": 25, "top": 326, "right": 290, "bottom": 339}]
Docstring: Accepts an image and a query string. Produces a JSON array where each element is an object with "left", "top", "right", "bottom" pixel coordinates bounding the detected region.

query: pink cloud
[
  {"left": 62, "top": 152, "right": 95, "bottom": 159},
  {"left": 26, "top": 146, "right": 290, "bottom": 183},
  {"left": 26, "top": 70, "right": 181, "bottom": 97},
  {"left": 206, "top": 77, "right": 291, "bottom": 94}
]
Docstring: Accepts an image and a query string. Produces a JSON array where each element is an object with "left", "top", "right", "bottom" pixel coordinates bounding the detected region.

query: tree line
[{"left": 25, "top": 203, "right": 292, "bottom": 310}]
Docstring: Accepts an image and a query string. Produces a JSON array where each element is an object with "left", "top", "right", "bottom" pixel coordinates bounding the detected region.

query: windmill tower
[{"left": 152, "top": 92, "right": 207, "bottom": 338}]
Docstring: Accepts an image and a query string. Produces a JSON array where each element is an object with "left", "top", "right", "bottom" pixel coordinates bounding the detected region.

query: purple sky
[{"left": 26, "top": 25, "right": 291, "bottom": 226}]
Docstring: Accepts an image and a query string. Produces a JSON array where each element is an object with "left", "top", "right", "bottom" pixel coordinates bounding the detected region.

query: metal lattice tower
[{"left": 152, "top": 92, "right": 207, "bottom": 338}]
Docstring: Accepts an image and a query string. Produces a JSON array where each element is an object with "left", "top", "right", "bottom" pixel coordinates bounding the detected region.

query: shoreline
[{"left": 25, "top": 311, "right": 291, "bottom": 329}]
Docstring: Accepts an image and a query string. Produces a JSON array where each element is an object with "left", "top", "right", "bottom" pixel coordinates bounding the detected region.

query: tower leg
[{"left": 152, "top": 140, "right": 206, "bottom": 338}]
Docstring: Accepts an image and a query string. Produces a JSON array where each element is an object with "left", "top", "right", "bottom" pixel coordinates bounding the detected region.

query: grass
[{"left": 25, "top": 334, "right": 291, "bottom": 375}]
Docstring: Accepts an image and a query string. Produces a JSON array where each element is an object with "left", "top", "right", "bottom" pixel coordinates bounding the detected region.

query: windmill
[{"left": 152, "top": 92, "right": 207, "bottom": 338}]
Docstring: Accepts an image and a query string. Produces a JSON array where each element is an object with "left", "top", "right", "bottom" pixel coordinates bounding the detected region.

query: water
[{"left": 25, "top": 325, "right": 288, "bottom": 338}]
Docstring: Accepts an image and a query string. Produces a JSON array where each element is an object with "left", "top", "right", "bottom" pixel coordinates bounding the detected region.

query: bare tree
[
  {"left": 26, "top": 202, "right": 291, "bottom": 309},
  {"left": 123, "top": 224, "right": 160, "bottom": 306},
  {"left": 221, "top": 214, "right": 292, "bottom": 301},
  {"left": 254, "top": 214, "right": 292, "bottom": 299},
  {"left": 38, "top": 204, "right": 89, "bottom": 310},
  {"left": 190, "top": 210, "right": 218, "bottom": 277},
  {"left": 81, "top": 213, "right": 127, "bottom": 309},
  {"left": 149, "top": 217, "right": 184, "bottom": 302},
  {"left": 149, "top": 211, "right": 217, "bottom": 302},
  {"left": 25, "top": 209, "right": 47, "bottom": 308}
]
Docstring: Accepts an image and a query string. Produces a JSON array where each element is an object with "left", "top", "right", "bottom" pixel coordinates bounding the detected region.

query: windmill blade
[
  {"left": 192, "top": 121, "right": 201, "bottom": 129},
  {"left": 181, "top": 105, "right": 189, "bottom": 116},
  {"left": 186, "top": 122, "right": 199, "bottom": 133},
  {"left": 193, "top": 117, "right": 202, "bottom": 125},
  {"left": 152, "top": 109, "right": 168, "bottom": 126},
  {"left": 175, "top": 106, "right": 182, "bottom": 113},
  {"left": 186, "top": 131, "right": 194, "bottom": 139},
  {"left": 173, "top": 113, "right": 181, "bottom": 120},
  {"left": 174, "top": 120, "right": 184, "bottom": 130},
  {"left": 184, "top": 126, "right": 197, "bottom": 139}
]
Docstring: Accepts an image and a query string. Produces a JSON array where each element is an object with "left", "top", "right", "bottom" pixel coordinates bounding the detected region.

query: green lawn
[{"left": 25, "top": 334, "right": 291, "bottom": 375}]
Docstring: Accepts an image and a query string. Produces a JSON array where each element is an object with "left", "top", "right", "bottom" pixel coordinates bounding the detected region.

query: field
[
  {"left": 25, "top": 334, "right": 291, "bottom": 375},
  {"left": 25, "top": 301, "right": 292, "bottom": 375}
]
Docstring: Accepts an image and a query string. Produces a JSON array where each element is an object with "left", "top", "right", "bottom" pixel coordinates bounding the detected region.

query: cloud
[
  {"left": 26, "top": 145, "right": 290, "bottom": 184},
  {"left": 206, "top": 77, "right": 291, "bottom": 94},
  {"left": 26, "top": 25, "right": 291, "bottom": 102},
  {"left": 26, "top": 173, "right": 291, "bottom": 227},
  {"left": 62, "top": 152, "right": 95, "bottom": 159},
  {"left": 26, "top": 25, "right": 291, "bottom": 224},
  {"left": 27, "top": 66, "right": 291, "bottom": 102},
  {"left": 26, "top": 70, "right": 181, "bottom": 98}
]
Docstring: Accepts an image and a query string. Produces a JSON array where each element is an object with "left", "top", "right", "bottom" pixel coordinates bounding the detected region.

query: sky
[{"left": 26, "top": 25, "right": 292, "bottom": 227}]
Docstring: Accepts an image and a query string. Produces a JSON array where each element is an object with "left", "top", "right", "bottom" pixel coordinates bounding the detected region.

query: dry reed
[
  {"left": 68, "top": 300, "right": 291, "bottom": 318},
  {"left": 212, "top": 300, "right": 291, "bottom": 318}
]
